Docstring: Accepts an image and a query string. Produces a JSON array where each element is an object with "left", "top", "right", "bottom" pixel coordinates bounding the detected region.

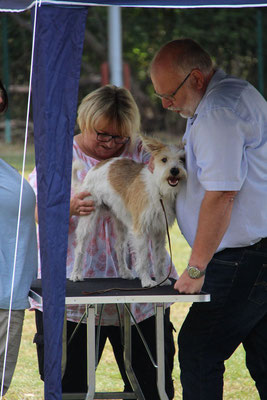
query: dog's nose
[{"left": 170, "top": 167, "right": 179, "bottom": 176}]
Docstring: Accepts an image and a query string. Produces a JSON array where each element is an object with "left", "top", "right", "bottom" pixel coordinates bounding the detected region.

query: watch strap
[{"left": 187, "top": 264, "right": 206, "bottom": 279}]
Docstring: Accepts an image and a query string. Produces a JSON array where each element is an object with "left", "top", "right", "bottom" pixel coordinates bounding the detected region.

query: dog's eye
[{"left": 161, "top": 158, "right": 167, "bottom": 163}]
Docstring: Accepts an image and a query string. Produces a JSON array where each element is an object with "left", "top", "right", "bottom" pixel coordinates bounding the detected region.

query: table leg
[
  {"left": 155, "top": 304, "right": 168, "bottom": 400},
  {"left": 123, "top": 304, "right": 145, "bottom": 400},
  {"left": 86, "top": 305, "right": 97, "bottom": 400}
]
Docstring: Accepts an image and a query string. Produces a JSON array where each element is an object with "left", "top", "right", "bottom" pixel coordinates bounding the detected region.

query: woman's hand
[{"left": 70, "top": 191, "right": 95, "bottom": 217}]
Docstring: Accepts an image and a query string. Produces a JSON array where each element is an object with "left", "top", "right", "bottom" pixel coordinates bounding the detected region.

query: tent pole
[
  {"left": 257, "top": 8, "right": 264, "bottom": 96},
  {"left": 108, "top": 6, "right": 123, "bottom": 86},
  {"left": 2, "top": 15, "right": 11, "bottom": 143}
]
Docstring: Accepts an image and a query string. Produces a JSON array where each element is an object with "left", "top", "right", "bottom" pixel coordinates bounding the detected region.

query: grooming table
[{"left": 29, "top": 278, "right": 210, "bottom": 400}]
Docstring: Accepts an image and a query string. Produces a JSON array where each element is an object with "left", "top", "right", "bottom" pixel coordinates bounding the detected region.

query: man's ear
[{"left": 191, "top": 69, "right": 205, "bottom": 90}]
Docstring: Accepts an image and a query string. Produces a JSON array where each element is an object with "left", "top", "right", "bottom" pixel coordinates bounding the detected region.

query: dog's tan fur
[
  {"left": 70, "top": 136, "right": 187, "bottom": 287},
  {"left": 93, "top": 158, "right": 111, "bottom": 170},
  {"left": 109, "top": 159, "right": 149, "bottom": 233}
]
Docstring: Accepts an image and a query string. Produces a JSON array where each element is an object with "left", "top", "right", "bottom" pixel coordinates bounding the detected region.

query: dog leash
[{"left": 81, "top": 198, "right": 173, "bottom": 295}]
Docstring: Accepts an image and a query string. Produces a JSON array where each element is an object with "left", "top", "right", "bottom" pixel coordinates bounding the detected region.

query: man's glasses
[
  {"left": 96, "top": 131, "right": 130, "bottom": 145},
  {"left": 154, "top": 71, "right": 192, "bottom": 102}
]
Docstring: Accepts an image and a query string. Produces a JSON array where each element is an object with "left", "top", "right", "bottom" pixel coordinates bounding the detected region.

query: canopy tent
[
  {"left": 1, "top": 0, "right": 267, "bottom": 11},
  {"left": 0, "top": 1, "right": 266, "bottom": 400}
]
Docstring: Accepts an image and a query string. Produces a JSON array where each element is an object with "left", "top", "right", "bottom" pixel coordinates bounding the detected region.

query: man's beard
[
  {"left": 167, "top": 106, "right": 192, "bottom": 119},
  {"left": 168, "top": 93, "right": 201, "bottom": 119}
]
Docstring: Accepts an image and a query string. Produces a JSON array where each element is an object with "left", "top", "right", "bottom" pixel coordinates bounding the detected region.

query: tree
[{"left": 0, "top": 7, "right": 266, "bottom": 141}]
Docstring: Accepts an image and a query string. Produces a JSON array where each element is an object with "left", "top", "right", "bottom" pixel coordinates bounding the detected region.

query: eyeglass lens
[
  {"left": 96, "top": 132, "right": 129, "bottom": 144},
  {"left": 154, "top": 71, "right": 191, "bottom": 101}
]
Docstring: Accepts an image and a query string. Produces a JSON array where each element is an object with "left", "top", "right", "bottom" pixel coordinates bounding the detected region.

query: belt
[
  {"left": 219, "top": 238, "right": 267, "bottom": 256},
  {"left": 251, "top": 237, "right": 267, "bottom": 250}
]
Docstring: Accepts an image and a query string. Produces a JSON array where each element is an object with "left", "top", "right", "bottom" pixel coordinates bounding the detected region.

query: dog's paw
[
  {"left": 120, "top": 269, "right": 134, "bottom": 280},
  {"left": 69, "top": 272, "right": 84, "bottom": 282},
  {"left": 141, "top": 277, "right": 157, "bottom": 288},
  {"left": 158, "top": 278, "right": 172, "bottom": 286}
]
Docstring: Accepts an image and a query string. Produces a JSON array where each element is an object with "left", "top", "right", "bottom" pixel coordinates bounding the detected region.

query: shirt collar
[{"left": 188, "top": 69, "right": 227, "bottom": 126}]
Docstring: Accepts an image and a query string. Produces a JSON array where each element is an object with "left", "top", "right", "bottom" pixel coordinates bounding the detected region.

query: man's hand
[
  {"left": 174, "top": 269, "right": 205, "bottom": 294},
  {"left": 70, "top": 191, "right": 94, "bottom": 216}
]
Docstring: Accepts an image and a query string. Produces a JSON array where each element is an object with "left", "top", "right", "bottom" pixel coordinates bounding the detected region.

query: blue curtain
[{"left": 31, "top": 6, "right": 88, "bottom": 399}]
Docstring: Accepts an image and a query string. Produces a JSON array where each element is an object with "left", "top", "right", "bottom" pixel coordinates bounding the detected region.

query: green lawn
[
  {"left": 0, "top": 142, "right": 35, "bottom": 177},
  {"left": 1, "top": 143, "right": 258, "bottom": 400}
]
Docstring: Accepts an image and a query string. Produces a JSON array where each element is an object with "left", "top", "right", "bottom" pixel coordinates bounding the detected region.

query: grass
[
  {"left": 0, "top": 142, "right": 35, "bottom": 177},
  {"left": 1, "top": 142, "right": 258, "bottom": 400}
]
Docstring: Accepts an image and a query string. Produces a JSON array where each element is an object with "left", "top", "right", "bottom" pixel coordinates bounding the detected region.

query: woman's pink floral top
[{"left": 28, "top": 138, "right": 178, "bottom": 325}]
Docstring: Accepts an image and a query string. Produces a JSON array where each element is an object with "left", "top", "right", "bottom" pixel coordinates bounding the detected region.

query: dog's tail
[{"left": 72, "top": 160, "right": 86, "bottom": 193}]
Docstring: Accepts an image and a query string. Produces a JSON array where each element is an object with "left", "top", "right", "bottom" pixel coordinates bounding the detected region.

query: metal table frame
[{"left": 29, "top": 279, "right": 210, "bottom": 400}]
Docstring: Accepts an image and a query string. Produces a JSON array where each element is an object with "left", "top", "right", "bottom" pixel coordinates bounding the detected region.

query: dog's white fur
[{"left": 70, "top": 136, "right": 187, "bottom": 287}]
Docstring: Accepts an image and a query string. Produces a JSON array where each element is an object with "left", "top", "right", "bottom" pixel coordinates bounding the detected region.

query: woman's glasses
[{"left": 95, "top": 131, "right": 130, "bottom": 145}]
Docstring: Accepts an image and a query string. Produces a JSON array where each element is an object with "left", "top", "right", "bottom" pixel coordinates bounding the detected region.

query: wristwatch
[{"left": 186, "top": 264, "right": 206, "bottom": 279}]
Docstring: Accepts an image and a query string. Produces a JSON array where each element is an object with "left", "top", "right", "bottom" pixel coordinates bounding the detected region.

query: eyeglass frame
[
  {"left": 154, "top": 71, "right": 192, "bottom": 102},
  {"left": 95, "top": 130, "right": 130, "bottom": 145}
]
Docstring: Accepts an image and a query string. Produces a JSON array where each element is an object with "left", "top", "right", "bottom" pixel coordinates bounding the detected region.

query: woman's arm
[
  {"left": 34, "top": 191, "right": 95, "bottom": 224},
  {"left": 69, "top": 191, "right": 95, "bottom": 217}
]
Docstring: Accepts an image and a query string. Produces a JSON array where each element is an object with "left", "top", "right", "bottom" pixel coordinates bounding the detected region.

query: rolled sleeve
[{"left": 193, "top": 108, "right": 247, "bottom": 191}]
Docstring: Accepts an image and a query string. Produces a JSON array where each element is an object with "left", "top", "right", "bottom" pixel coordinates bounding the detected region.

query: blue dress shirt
[{"left": 0, "top": 159, "right": 37, "bottom": 309}]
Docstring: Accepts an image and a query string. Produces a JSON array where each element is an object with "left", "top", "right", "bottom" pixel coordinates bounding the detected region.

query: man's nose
[{"left": 162, "top": 97, "right": 173, "bottom": 109}]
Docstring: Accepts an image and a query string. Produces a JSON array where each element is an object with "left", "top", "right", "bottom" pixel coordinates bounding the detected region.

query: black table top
[{"left": 30, "top": 278, "right": 210, "bottom": 304}]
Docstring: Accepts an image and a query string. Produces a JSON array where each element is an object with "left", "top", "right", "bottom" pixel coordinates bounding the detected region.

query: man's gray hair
[
  {"left": 173, "top": 39, "right": 213, "bottom": 74},
  {"left": 152, "top": 38, "right": 213, "bottom": 76}
]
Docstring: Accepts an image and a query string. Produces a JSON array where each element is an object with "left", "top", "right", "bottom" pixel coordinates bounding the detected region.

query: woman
[
  {"left": 0, "top": 79, "right": 38, "bottom": 396},
  {"left": 29, "top": 84, "right": 177, "bottom": 399}
]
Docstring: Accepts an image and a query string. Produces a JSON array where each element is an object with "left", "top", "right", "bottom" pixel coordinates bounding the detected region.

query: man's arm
[{"left": 174, "top": 189, "right": 237, "bottom": 293}]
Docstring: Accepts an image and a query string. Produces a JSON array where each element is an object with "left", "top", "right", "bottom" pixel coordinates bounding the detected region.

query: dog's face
[{"left": 142, "top": 136, "right": 187, "bottom": 195}]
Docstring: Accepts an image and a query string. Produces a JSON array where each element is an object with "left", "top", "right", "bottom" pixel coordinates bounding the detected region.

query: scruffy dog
[{"left": 70, "top": 136, "right": 187, "bottom": 287}]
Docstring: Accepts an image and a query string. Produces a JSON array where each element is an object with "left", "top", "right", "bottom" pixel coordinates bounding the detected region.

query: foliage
[
  {"left": 0, "top": 7, "right": 266, "bottom": 141},
  {"left": 122, "top": 8, "right": 258, "bottom": 81}
]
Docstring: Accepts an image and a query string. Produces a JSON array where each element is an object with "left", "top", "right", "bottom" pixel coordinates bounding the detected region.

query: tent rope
[{"left": 0, "top": 2, "right": 39, "bottom": 398}]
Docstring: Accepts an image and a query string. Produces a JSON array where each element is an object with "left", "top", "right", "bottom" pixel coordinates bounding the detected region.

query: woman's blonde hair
[{"left": 77, "top": 85, "right": 141, "bottom": 148}]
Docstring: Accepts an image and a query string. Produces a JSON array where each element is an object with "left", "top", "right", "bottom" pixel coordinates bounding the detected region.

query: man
[
  {"left": 0, "top": 80, "right": 38, "bottom": 395},
  {"left": 150, "top": 38, "right": 267, "bottom": 399}
]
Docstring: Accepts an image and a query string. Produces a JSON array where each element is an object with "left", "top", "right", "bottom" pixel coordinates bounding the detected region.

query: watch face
[{"left": 188, "top": 266, "right": 201, "bottom": 279}]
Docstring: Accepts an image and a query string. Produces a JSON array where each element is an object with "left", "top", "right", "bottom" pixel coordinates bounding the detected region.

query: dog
[{"left": 70, "top": 136, "right": 187, "bottom": 287}]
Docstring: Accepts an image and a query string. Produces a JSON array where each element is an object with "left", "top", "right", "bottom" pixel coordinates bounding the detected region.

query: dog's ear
[
  {"left": 176, "top": 140, "right": 186, "bottom": 151},
  {"left": 176, "top": 142, "right": 186, "bottom": 166},
  {"left": 141, "top": 135, "right": 166, "bottom": 154},
  {"left": 180, "top": 150, "right": 186, "bottom": 166}
]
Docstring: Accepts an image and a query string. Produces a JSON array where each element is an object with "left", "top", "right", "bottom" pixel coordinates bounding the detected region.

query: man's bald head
[{"left": 150, "top": 38, "right": 213, "bottom": 77}]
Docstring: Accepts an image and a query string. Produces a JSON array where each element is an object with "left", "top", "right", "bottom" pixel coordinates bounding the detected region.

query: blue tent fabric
[
  {"left": 0, "top": 0, "right": 267, "bottom": 11},
  {"left": 31, "top": 5, "right": 88, "bottom": 399}
]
